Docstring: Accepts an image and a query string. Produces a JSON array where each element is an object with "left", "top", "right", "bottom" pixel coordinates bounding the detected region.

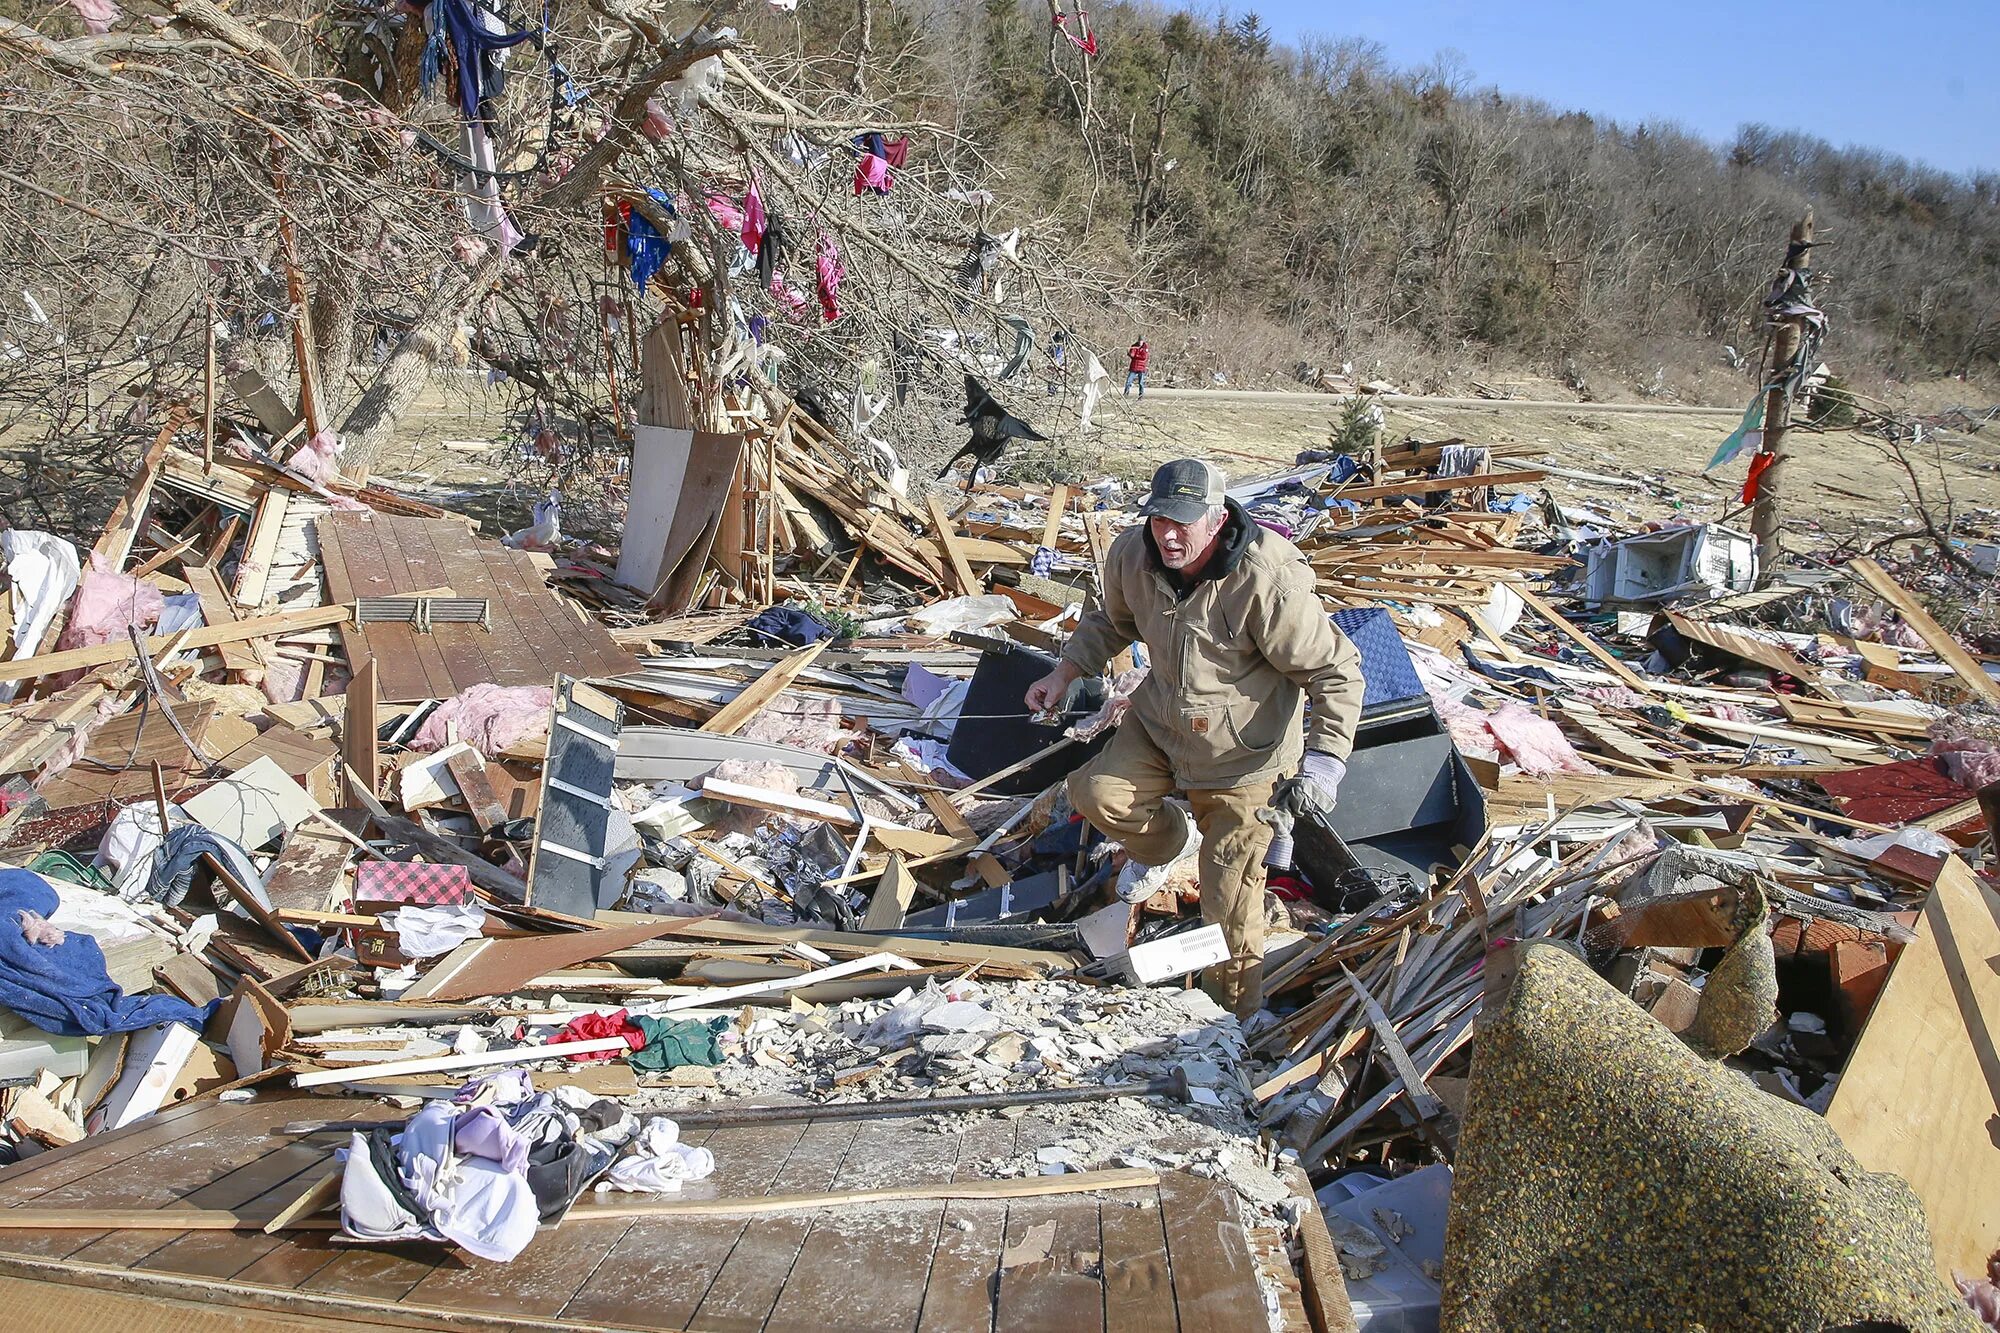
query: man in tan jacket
[{"left": 1026, "top": 459, "right": 1364, "bottom": 1018}]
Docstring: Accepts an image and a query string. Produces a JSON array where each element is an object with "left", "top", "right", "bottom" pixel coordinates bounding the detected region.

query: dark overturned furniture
[
  {"left": 1294, "top": 608, "right": 1487, "bottom": 908},
  {"left": 946, "top": 642, "right": 1109, "bottom": 797}
]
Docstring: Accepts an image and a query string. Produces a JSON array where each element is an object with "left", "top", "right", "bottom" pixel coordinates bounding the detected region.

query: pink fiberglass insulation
[
  {"left": 736, "top": 694, "right": 856, "bottom": 755},
  {"left": 1486, "top": 702, "right": 1601, "bottom": 776},
  {"left": 1932, "top": 729, "right": 2000, "bottom": 791},
  {"left": 413, "top": 684, "right": 554, "bottom": 757},
  {"left": 57, "top": 556, "right": 163, "bottom": 654},
  {"left": 290, "top": 429, "right": 344, "bottom": 486},
  {"left": 1431, "top": 694, "right": 1502, "bottom": 765},
  {"left": 51, "top": 557, "right": 163, "bottom": 692}
]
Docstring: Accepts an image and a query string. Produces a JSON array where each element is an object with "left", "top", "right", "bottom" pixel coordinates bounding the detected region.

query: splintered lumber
[
  {"left": 701, "top": 776, "right": 869, "bottom": 828},
  {"left": 861, "top": 853, "right": 917, "bottom": 931},
  {"left": 233, "top": 486, "right": 291, "bottom": 610},
  {"left": 1514, "top": 583, "right": 1649, "bottom": 692},
  {"left": 1665, "top": 612, "right": 1831, "bottom": 692},
  {"left": 178, "top": 565, "right": 264, "bottom": 676},
  {"left": 1846, "top": 557, "right": 2000, "bottom": 703},
  {"left": 926, "top": 494, "right": 982, "bottom": 596},
  {"left": 601, "top": 910, "right": 1071, "bottom": 974},
  {"left": 699, "top": 639, "right": 830, "bottom": 734},
  {"left": 1041, "top": 483, "right": 1071, "bottom": 549},
  {"left": 90, "top": 425, "right": 175, "bottom": 570},
  {"left": 0, "top": 603, "right": 351, "bottom": 683},
  {"left": 0, "top": 680, "right": 110, "bottom": 774},
  {"left": 398, "top": 918, "right": 693, "bottom": 1001},
  {"left": 444, "top": 747, "right": 508, "bottom": 829},
  {"left": 1284, "top": 1162, "right": 1364, "bottom": 1333},
  {"left": 341, "top": 762, "right": 528, "bottom": 900},
  {"left": 0, "top": 1167, "right": 1161, "bottom": 1232},
  {"left": 657, "top": 950, "right": 918, "bottom": 1012}
]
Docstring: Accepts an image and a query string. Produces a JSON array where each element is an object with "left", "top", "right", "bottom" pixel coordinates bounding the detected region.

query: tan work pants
[{"left": 1068, "top": 720, "right": 1277, "bottom": 1019}]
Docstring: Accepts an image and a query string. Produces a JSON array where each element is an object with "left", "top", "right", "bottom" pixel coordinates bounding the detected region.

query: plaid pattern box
[{"left": 354, "top": 860, "right": 473, "bottom": 908}]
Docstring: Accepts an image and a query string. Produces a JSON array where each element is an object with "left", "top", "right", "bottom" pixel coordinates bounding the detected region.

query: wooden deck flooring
[
  {"left": 0, "top": 1095, "right": 1275, "bottom": 1331},
  {"left": 317, "top": 513, "right": 637, "bottom": 703}
]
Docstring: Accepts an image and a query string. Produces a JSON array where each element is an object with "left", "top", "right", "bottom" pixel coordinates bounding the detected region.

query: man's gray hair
[{"left": 1206, "top": 503, "right": 1227, "bottom": 525}]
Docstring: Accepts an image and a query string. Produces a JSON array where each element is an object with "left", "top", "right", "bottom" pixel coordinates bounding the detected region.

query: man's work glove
[{"left": 1270, "top": 751, "right": 1346, "bottom": 822}]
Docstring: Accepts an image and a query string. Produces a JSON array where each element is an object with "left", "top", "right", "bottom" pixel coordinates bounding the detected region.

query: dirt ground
[
  {"left": 1082, "top": 375, "right": 2000, "bottom": 547},
  {"left": 362, "top": 369, "right": 2000, "bottom": 554}
]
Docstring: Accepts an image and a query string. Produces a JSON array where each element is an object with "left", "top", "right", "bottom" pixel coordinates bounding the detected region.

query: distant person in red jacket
[{"left": 1124, "top": 337, "right": 1149, "bottom": 397}]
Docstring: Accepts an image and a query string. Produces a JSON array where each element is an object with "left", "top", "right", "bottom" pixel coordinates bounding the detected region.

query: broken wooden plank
[
  {"left": 180, "top": 564, "right": 264, "bottom": 677},
  {"left": 860, "top": 853, "right": 917, "bottom": 932},
  {"left": 444, "top": 747, "right": 508, "bottom": 830},
  {"left": 292, "top": 1035, "right": 637, "bottom": 1087},
  {"left": 0, "top": 604, "right": 350, "bottom": 683},
  {"left": 1824, "top": 857, "right": 2000, "bottom": 1281},
  {"left": 1846, "top": 557, "right": 2000, "bottom": 703},
  {"left": 1332, "top": 467, "right": 1546, "bottom": 503},
  {"left": 700, "top": 776, "right": 869, "bottom": 829},
  {"left": 399, "top": 918, "right": 693, "bottom": 1003},
  {"left": 925, "top": 494, "right": 984, "bottom": 597},
  {"left": 699, "top": 640, "right": 830, "bottom": 736},
  {"left": 341, "top": 656, "right": 378, "bottom": 807},
  {"left": 232, "top": 485, "right": 291, "bottom": 611},
  {"left": 1515, "top": 583, "right": 1649, "bottom": 692}
]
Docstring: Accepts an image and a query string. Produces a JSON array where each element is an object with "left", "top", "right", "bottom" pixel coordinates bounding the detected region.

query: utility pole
[{"left": 1749, "top": 209, "right": 1817, "bottom": 587}]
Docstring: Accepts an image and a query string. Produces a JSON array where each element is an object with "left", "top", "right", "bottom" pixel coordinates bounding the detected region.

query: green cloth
[
  {"left": 629, "top": 1015, "right": 727, "bottom": 1072},
  {"left": 1705, "top": 393, "right": 1765, "bottom": 470}
]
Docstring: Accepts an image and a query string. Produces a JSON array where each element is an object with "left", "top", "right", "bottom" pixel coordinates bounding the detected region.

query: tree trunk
[
  {"left": 308, "top": 264, "right": 361, "bottom": 423},
  {"left": 1749, "top": 210, "right": 1815, "bottom": 586},
  {"left": 850, "top": 0, "right": 872, "bottom": 95},
  {"left": 335, "top": 255, "right": 500, "bottom": 467}
]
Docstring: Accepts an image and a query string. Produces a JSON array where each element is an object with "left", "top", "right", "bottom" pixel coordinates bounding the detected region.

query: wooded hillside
[{"left": 759, "top": 4, "right": 1998, "bottom": 387}]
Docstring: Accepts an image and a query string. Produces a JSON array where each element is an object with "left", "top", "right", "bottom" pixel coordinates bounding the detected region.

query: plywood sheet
[
  {"left": 612, "top": 424, "right": 694, "bottom": 594},
  {"left": 1825, "top": 857, "right": 2000, "bottom": 1281},
  {"left": 398, "top": 917, "right": 692, "bottom": 1002},
  {"left": 315, "top": 513, "right": 636, "bottom": 703},
  {"left": 36, "top": 702, "right": 221, "bottom": 810}
]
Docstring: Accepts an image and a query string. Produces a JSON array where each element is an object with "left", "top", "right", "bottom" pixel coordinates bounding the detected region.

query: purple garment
[{"left": 454, "top": 1104, "right": 531, "bottom": 1173}]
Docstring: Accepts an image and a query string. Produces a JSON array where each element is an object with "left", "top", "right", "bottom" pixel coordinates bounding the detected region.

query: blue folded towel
[{"left": 0, "top": 868, "right": 215, "bottom": 1036}]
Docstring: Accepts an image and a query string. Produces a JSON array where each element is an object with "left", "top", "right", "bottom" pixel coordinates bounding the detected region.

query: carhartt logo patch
[{"left": 1190, "top": 716, "right": 1210, "bottom": 734}]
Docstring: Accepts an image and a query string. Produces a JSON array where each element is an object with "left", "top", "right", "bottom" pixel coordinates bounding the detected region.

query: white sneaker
[{"left": 1114, "top": 804, "right": 1198, "bottom": 904}]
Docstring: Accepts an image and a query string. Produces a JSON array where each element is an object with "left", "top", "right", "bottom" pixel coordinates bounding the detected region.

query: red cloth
[
  {"left": 1127, "top": 342, "right": 1149, "bottom": 373},
  {"left": 815, "top": 234, "right": 844, "bottom": 322},
  {"left": 741, "top": 179, "right": 766, "bottom": 252},
  {"left": 554, "top": 1008, "right": 645, "bottom": 1062},
  {"left": 852, "top": 153, "right": 890, "bottom": 195},
  {"left": 1742, "top": 449, "right": 1777, "bottom": 503},
  {"left": 882, "top": 136, "right": 909, "bottom": 168},
  {"left": 354, "top": 861, "right": 473, "bottom": 907}
]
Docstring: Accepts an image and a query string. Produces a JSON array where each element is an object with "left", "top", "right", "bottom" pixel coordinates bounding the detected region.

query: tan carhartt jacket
[{"left": 1062, "top": 499, "right": 1365, "bottom": 789}]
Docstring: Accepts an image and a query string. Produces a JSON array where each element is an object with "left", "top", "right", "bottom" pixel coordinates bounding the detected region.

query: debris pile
[{"left": 0, "top": 386, "right": 1993, "bottom": 1330}]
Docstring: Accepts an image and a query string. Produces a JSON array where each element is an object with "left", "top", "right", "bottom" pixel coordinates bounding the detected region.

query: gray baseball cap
[{"left": 1138, "top": 458, "right": 1226, "bottom": 523}]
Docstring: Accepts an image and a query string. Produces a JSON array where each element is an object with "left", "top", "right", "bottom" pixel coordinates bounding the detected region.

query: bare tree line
[{"left": 789, "top": 5, "right": 1997, "bottom": 389}]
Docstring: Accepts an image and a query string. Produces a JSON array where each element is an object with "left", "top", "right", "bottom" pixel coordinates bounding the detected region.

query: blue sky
[{"left": 1249, "top": 0, "right": 1998, "bottom": 178}]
